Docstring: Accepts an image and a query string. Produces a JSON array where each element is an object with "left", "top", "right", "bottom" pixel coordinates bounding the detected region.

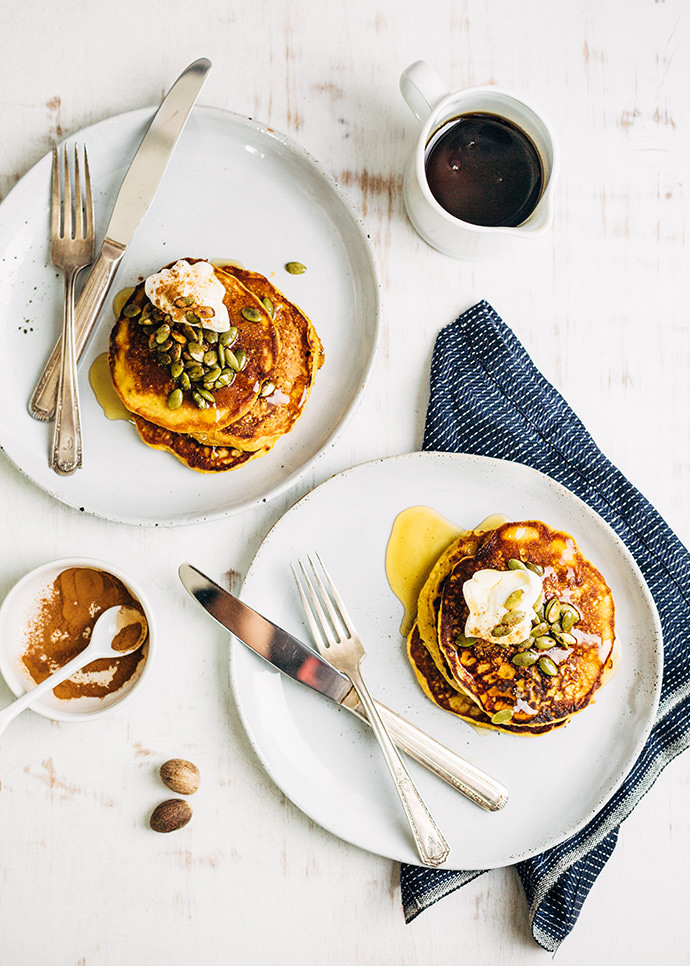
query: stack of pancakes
[
  {"left": 108, "top": 261, "right": 323, "bottom": 472},
  {"left": 406, "top": 520, "right": 616, "bottom": 735}
]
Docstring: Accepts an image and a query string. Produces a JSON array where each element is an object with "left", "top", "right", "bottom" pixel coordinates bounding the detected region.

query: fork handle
[
  {"left": 29, "top": 237, "right": 125, "bottom": 422},
  {"left": 346, "top": 697, "right": 508, "bottom": 811},
  {"left": 50, "top": 268, "right": 82, "bottom": 475},
  {"left": 348, "top": 662, "right": 451, "bottom": 867}
]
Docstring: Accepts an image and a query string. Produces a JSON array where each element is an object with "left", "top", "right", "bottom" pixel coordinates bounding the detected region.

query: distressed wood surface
[{"left": 1, "top": 0, "right": 689, "bottom": 963}]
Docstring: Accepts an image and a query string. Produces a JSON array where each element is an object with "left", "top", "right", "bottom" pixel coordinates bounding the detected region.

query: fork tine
[
  {"left": 82, "top": 146, "right": 94, "bottom": 243},
  {"left": 297, "top": 559, "right": 338, "bottom": 647},
  {"left": 291, "top": 563, "right": 329, "bottom": 652},
  {"left": 51, "top": 147, "right": 60, "bottom": 239},
  {"left": 73, "top": 145, "right": 82, "bottom": 239},
  {"left": 62, "top": 145, "right": 72, "bottom": 240},
  {"left": 310, "top": 553, "right": 356, "bottom": 636}
]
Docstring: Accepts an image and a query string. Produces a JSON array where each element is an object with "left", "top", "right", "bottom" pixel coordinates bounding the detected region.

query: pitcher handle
[{"left": 400, "top": 60, "right": 449, "bottom": 123}]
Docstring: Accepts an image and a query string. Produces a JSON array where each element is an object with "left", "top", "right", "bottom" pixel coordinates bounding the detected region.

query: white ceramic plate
[
  {"left": 0, "top": 107, "right": 379, "bottom": 525},
  {"left": 230, "top": 452, "right": 662, "bottom": 869}
]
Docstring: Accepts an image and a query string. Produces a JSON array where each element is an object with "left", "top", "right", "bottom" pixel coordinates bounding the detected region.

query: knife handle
[
  {"left": 348, "top": 699, "right": 509, "bottom": 811},
  {"left": 28, "top": 236, "right": 126, "bottom": 421}
]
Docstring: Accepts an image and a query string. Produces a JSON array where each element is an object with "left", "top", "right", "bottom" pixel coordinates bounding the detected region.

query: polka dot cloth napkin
[{"left": 400, "top": 300, "right": 690, "bottom": 951}]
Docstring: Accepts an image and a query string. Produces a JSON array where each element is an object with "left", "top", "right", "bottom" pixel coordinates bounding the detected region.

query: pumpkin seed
[
  {"left": 157, "top": 352, "right": 172, "bottom": 366},
  {"left": 555, "top": 631, "right": 576, "bottom": 646},
  {"left": 169, "top": 343, "right": 182, "bottom": 363},
  {"left": 203, "top": 366, "right": 222, "bottom": 385},
  {"left": 123, "top": 302, "right": 141, "bottom": 318},
  {"left": 491, "top": 623, "right": 511, "bottom": 637},
  {"left": 198, "top": 388, "right": 215, "bottom": 403},
  {"left": 241, "top": 305, "right": 263, "bottom": 322},
  {"left": 188, "top": 342, "right": 205, "bottom": 362},
  {"left": 167, "top": 388, "right": 183, "bottom": 410},
  {"left": 530, "top": 621, "right": 549, "bottom": 637},
  {"left": 173, "top": 296, "right": 190, "bottom": 308},
  {"left": 504, "top": 589, "right": 525, "bottom": 609},
  {"left": 260, "top": 380, "right": 275, "bottom": 397},
  {"left": 154, "top": 324, "right": 171, "bottom": 343},
  {"left": 203, "top": 349, "right": 218, "bottom": 367},
  {"left": 214, "top": 370, "right": 234, "bottom": 388},
  {"left": 502, "top": 610, "right": 525, "bottom": 628},
  {"left": 205, "top": 329, "right": 218, "bottom": 345},
  {"left": 186, "top": 310, "right": 200, "bottom": 324},
  {"left": 538, "top": 656, "right": 558, "bottom": 676},
  {"left": 234, "top": 348, "right": 247, "bottom": 370},
  {"left": 158, "top": 338, "right": 173, "bottom": 352},
  {"left": 262, "top": 296, "right": 275, "bottom": 318},
  {"left": 491, "top": 709, "right": 513, "bottom": 725},
  {"left": 187, "top": 365, "right": 204, "bottom": 382},
  {"left": 512, "top": 650, "right": 538, "bottom": 667},
  {"left": 225, "top": 349, "right": 239, "bottom": 372},
  {"left": 170, "top": 361, "right": 184, "bottom": 379},
  {"left": 560, "top": 606, "right": 580, "bottom": 632},
  {"left": 179, "top": 372, "right": 191, "bottom": 391},
  {"left": 455, "top": 633, "right": 477, "bottom": 648},
  {"left": 545, "top": 598, "right": 561, "bottom": 624},
  {"left": 220, "top": 326, "right": 238, "bottom": 346},
  {"left": 192, "top": 390, "right": 208, "bottom": 409},
  {"left": 525, "top": 561, "right": 545, "bottom": 575},
  {"left": 285, "top": 261, "right": 307, "bottom": 275},
  {"left": 171, "top": 329, "right": 187, "bottom": 344},
  {"left": 507, "top": 558, "right": 527, "bottom": 571},
  {"left": 535, "top": 635, "right": 555, "bottom": 650},
  {"left": 197, "top": 305, "right": 215, "bottom": 320}
]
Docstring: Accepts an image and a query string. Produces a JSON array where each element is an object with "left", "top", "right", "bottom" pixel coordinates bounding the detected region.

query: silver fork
[
  {"left": 294, "top": 554, "right": 451, "bottom": 868},
  {"left": 49, "top": 144, "right": 95, "bottom": 475}
]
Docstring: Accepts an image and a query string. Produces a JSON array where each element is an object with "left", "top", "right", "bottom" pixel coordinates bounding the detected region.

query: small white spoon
[{"left": 0, "top": 605, "right": 147, "bottom": 736}]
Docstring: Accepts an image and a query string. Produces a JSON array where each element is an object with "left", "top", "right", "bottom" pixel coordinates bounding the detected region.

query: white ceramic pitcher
[{"left": 400, "top": 60, "right": 557, "bottom": 259}]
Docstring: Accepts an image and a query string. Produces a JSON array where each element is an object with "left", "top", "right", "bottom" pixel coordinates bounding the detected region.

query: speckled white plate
[
  {"left": 230, "top": 452, "right": 662, "bottom": 869},
  {"left": 0, "top": 106, "right": 379, "bottom": 525}
]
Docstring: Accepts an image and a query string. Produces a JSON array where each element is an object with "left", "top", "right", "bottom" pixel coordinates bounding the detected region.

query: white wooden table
[{"left": 1, "top": 1, "right": 689, "bottom": 962}]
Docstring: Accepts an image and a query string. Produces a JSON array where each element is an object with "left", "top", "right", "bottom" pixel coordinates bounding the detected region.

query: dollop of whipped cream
[
  {"left": 463, "top": 567, "right": 543, "bottom": 647},
  {"left": 144, "top": 260, "right": 230, "bottom": 332}
]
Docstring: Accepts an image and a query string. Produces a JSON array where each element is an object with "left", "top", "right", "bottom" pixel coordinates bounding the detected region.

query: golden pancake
[
  {"left": 437, "top": 520, "right": 616, "bottom": 728},
  {"left": 192, "top": 265, "right": 324, "bottom": 452},
  {"left": 415, "top": 530, "right": 482, "bottom": 690},
  {"left": 406, "top": 623, "right": 562, "bottom": 734},
  {"left": 109, "top": 262, "right": 279, "bottom": 434},
  {"left": 132, "top": 415, "right": 272, "bottom": 473}
]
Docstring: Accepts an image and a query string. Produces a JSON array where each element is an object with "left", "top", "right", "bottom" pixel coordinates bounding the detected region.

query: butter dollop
[
  {"left": 463, "top": 568, "right": 543, "bottom": 646},
  {"left": 144, "top": 260, "right": 230, "bottom": 332}
]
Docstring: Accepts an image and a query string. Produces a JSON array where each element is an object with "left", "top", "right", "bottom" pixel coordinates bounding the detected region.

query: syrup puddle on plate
[
  {"left": 89, "top": 353, "right": 131, "bottom": 422},
  {"left": 385, "top": 507, "right": 507, "bottom": 637}
]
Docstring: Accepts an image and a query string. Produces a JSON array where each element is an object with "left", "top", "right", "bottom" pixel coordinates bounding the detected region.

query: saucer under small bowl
[{"left": 0, "top": 557, "right": 154, "bottom": 722}]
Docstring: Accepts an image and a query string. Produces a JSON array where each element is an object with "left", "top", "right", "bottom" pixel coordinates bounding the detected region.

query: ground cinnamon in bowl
[{"left": 22, "top": 567, "right": 147, "bottom": 700}]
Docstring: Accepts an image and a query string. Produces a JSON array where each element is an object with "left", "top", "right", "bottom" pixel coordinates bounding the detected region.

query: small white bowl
[{"left": 0, "top": 557, "right": 155, "bottom": 722}]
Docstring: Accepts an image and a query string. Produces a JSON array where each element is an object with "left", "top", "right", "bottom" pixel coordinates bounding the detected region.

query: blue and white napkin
[{"left": 400, "top": 300, "right": 690, "bottom": 951}]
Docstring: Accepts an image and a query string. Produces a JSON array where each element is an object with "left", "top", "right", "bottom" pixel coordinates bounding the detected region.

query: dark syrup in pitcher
[{"left": 424, "top": 112, "right": 543, "bottom": 227}]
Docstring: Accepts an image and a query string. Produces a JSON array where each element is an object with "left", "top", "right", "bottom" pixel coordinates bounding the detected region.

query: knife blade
[
  {"left": 179, "top": 562, "right": 508, "bottom": 811},
  {"left": 29, "top": 57, "right": 212, "bottom": 421}
]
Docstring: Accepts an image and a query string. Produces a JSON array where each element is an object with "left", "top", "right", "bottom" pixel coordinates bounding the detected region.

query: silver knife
[
  {"left": 29, "top": 57, "right": 212, "bottom": 421},
  {"left": 179, "top": 562, "right": 508, "bottom": 812}
]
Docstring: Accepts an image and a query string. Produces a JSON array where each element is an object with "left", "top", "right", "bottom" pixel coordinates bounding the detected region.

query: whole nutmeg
[
  {"left": 160, "top": 758, "right": 200, "bottom": 795},
  {"left": 150, "top": 798, "right": 193, "bottom": 833}
]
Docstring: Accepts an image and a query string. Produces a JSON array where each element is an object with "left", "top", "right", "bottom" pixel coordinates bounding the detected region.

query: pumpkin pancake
[
  {"left": 407, "top": 623, "right": 562, "bottom": 735},
  {"left": 191, "top": 266, "right": 324, "bottom": 452},
  {"left": 437, "top": 521, "right": 616, "bottom": 728},
  {"left": 109, "top": 262, "right": 279, "bottom": 434},
  {"left": 132, "top": 415, "right": 272, "bottom": 473}
]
